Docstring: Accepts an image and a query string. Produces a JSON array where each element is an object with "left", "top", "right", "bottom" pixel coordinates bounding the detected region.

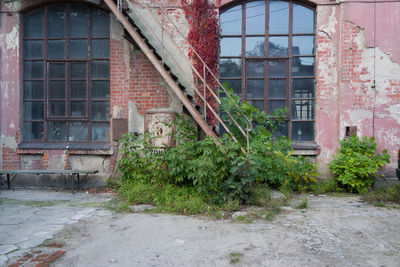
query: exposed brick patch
[
  {"left": 35, "top": 263, "right": 49, "bottom": 267},
  {"left": 8, "top": 263, "right": 23, "bottom": 267},
  {"left": 2, "top": 147, "right": 20, "bottom": 170},
  {"left": 41, "top": 153, "right": 50, "bottom": 170},
  {"left": 340, "top": 21, "right": 373, "bottom": 110},
  {"left": 44, "top": 250, "right": 65, "bottom": 263}
]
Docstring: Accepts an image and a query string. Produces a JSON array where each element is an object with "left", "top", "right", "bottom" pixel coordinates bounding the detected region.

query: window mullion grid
[
  {"left": 88, "top": 8, "right": 93, "bottom": 141},
  {"left": 264, "top": 0, "right": 269, "bottom": 114},
  {"left": 240, "top": 2, "right": 246, "bottom": 102},
  {"left": 288, "top": 2, "right": 293, "bottom": 139},
  {"left": 43, "top": 6, "right": 49, "bottom": 141}
]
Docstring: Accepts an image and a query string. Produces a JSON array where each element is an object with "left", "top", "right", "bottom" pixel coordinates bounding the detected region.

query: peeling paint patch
[
  {"left": 348, "top": 109, "right": 372, "bottom": 124},
  {"left": 1, "top": 136, "right": 17, "bottom": 149},
  {"left": 5, "top": 24, "right": 19, "bottom": 50}
]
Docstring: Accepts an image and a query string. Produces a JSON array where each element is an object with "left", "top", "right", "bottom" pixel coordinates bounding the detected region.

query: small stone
[
  {"left": 232, "top": 211, "right": 247, "bottom": 219},
  {"left": 109, "top": 258, "right": 117, "bottom": 263}
]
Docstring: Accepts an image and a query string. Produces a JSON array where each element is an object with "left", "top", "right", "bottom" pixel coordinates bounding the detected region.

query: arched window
[
  {"left": 220, "top": 1, "right": 315, "bottom": 141},
  {"left": 22, "top": 3, "right": 110, "bottom": 144}
]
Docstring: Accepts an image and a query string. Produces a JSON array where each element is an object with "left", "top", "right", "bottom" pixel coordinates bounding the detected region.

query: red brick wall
[{"left": 340, "top": 21, "right": 373, "bottom": 110}]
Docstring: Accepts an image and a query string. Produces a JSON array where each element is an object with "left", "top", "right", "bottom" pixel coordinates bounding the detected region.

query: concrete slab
[{"left": 0, "top": 189, "right": 113, "bottom": 265}]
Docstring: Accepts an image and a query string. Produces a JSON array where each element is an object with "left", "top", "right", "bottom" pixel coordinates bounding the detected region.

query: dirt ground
[{"left": 52, "top": 195, "right": 400, "bottom": 267}]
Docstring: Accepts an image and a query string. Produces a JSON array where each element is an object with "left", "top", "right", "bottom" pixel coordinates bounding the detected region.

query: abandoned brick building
[{"left": 0, "top": 0, "right": 399, "bottom": 186}]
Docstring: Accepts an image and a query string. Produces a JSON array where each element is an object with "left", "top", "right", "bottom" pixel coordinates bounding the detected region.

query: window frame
[
  {"left": 219, "top": 0, "right": 316, "bottom": 142},
  {"left": 20, "top": 2, "right": 111, "bottom": 149}
]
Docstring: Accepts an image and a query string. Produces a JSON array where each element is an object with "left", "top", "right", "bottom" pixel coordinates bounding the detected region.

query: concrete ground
[{"left": 1, "top": 189, "right": 400, "bottom": 267}]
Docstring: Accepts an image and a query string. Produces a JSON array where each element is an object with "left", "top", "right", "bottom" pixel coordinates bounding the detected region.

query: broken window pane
[{"left": 47, "top": 121, "right": 66, "bottom": 140}]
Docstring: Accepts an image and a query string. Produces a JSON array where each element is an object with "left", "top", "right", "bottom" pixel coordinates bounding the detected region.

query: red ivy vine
[{"left": 182, "top": 0, "right": 221, "bottom": 126}]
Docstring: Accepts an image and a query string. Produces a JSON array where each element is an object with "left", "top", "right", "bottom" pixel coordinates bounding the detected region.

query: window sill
[
  {"left": 292, "top": 142, "right": 319, "bottom": 156},
  {"left": 18, "top": 141, "right": 111, "bottom": 151}
]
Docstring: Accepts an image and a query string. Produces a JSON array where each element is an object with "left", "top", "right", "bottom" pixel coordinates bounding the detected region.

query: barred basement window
[
  {"left": 22, "top": 3, "right": 110, "bottom": 143},
  {"left": 219, "top": 0, "right": 315, "bottom": 141}
]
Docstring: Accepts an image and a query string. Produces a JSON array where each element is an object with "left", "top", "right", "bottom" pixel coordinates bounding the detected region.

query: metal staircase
[{"left": 104, "top": 0, "right": 252, "bottom": 151}]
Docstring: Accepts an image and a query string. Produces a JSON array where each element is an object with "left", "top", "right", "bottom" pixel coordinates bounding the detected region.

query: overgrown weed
[{"left": 362, "top": 184, "right": 400, "bottom": 206}]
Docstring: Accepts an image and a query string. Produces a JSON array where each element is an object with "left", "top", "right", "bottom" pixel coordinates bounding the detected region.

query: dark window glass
[
  {"left": 70, "top": 63, "right": 87, "bottom": 79},
  {"left": 24, "top": 61, "right": 43, "bottom": 79},
  {"left": 269, "top": 79, "right": 286, "bottom": 98},
  {"left": 23, "top": 102, "right": 44, "bottom": 120},
  {"left": 220, "top": 79, "right": 242, "bottom": 97},
  {"left": 24, "top": 8, "right": 44, "bottom": 38},
  {"left": 220, "top": 4, "right": 241, "bottom": 35},
  {"left": 246, "top": 1, "right": 265, "bottom": 35},
  {"left": 49, "top": 101, "right": 65, "bottom": 116},
  {"left": 248, "top": 100, "right": 264, "bottom": 112},
  {"left": 70, "top": 102, "right": 86, "bottom": 117},
  {"left": 292, "top": 121, "right": 314, "bottom": 141},
  {"left": 23, "top": 122, "right": 44, "bottom": 140},
  {"left": 292, "top": 100, "right": 314, "bottom": 120},
  {"left": 292, "top": 79, "right": 314, "bottom": 98},
  {"left": 269, "top": 100, "right": 286, "bottom": 113},
  {"left": 49, "top": 63, "right": 66, "bottom": 79},
  {"left": 92, "top": 40, "right": 110, "bottom": 58},
  {"left": 49, "top": 81, "right": 65, "bottom": 99},
  {"left": 269, "top": 61, "right": 286, "bottom": 77},
  {"left": 219, "top": 59, "right": 241, "bottom": 78},
  {"left": 92, "top": 122, "right": 110, "bottom": 141},
  {"left": 92, "top": 9, "right": 110, "bottom": 37},
  {"left": 92, "top": 60, "right": 110, "bottom": 78},
  {"left": 24, "top": 41, "right": 43, "bottom": 59},
  {"left": 48, "top": 121, "right": 66, "bottom": 140},
  {"left": 69, "top": 122, "right": 88, "bottom": 141},
  {"left": 247, "top": 62, "right": 264, "bottom": 77},
  {"left": 91, "top": 81, "right": 110, "bottom": 99},
  {"left": 292, "top": 57, "right": 314, "bottom": 77},
  {"left": 48, "top": 40, "right": 66, "bottom": 58},
  {"left": 69, "top": 40, "right": 88, "bottom": 58},
  {"left": 70, "top": 81, "right": 87, "bottom": 99},
  {"left": 91, "top": 102, "right": 110, "bottom": 120},
  {"left": 70, "top": 4, "right": 88, "bottom": 37},
  {"left": 247, "top": 80, "right": 264, "bottom": 99},
  {"left": 48, "top": 4, "right": 66, "bottom": 38},
  {"left": 24, "top": 81, "right": 44, "bottom": 100}
]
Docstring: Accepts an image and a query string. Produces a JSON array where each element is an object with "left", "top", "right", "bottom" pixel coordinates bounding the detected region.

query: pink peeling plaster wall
[
  {"left": 0, "top": 5, "right": 21, "bottom": 170},
  {"left": 340, "top": 2, "right": 400, "bottom": 175}
]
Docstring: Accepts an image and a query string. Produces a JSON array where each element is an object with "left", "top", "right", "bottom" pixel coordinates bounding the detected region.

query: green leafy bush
[
  {"left": 328, "top": 135, "right": 390, "bottom": 193},
  {"left": 117, "top": 87, "right": 319, "bottom": 205}
]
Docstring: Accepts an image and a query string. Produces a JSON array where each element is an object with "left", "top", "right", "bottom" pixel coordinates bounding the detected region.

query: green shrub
[
  {"left": 362, "top": 184, "right": 400, "bottom": 204},
  {"left": 310, "top": 178, "right": 338, "bottom": 195},
  {"left": 328, "top": 135, "right": 390, "bottom": 194},
  {"left": 116, "top": 86, "right": 319, "bottom": 205}
]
